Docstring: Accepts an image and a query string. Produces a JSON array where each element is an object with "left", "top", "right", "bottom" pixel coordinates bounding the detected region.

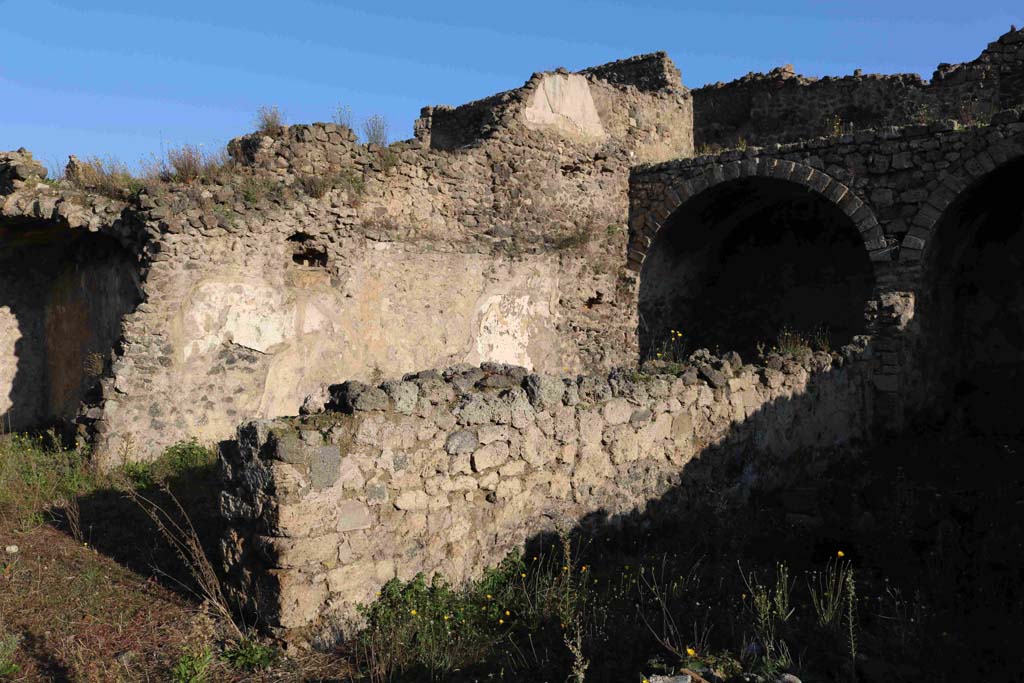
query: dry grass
[
  {"left": 66, "top": 156, "right": 146, "bottom": 198},
  {"left": 0, "top": 436, "right": 354, "bottom": 681},
  {"left": 150, "top": 145, "right": 232, "bottom": 184},
  {"left": 362, "top": 114, "right": 389, "bottom": 146},
  {"left": 119, "top": 483, "right": 242, "bottom": 638},
  {"left": 254, "top": 106, "right": 284, "bottom": 136}
]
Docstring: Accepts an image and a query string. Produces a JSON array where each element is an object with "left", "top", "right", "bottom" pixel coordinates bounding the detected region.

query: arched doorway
[
  {"left": 923, "top": 156, "right": 1024, "bottom": 434},
  {"left": 0, "top": 217, "right": 141, "bottom": 430},
  {"left": 638, "top": 177, "right": 875, "bottom": 361}
]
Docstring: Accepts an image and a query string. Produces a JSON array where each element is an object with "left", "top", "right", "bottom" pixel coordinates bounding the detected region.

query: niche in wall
[{"left": 287, "top": 232, "right": 328, "bottom": 268}]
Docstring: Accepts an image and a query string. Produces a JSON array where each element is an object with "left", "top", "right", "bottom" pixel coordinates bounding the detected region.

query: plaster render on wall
[{"left": 522, "top": 73, "right": 606, "bottom": 139}]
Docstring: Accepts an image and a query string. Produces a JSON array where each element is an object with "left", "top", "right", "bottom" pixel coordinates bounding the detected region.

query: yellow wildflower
[
  {"left": 686, "top": 647, "right": 697, "bottom": 657},
  {"left": 837, "top": 550, "right": 845, "bottom": 558},
  {"left": 409, "top": 609, "right": 417, "bottom": 616}
]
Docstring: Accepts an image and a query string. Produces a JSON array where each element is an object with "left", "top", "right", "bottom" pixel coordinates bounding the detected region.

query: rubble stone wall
[
  {"left": 0, "top": 54, "right": 692, "bottom": 464},
  {"left": 629, "top": 108, "right": 1024, "bottom": 428},
  {"left": 693, "top": 27, "right": 1024, "bottom": 149},
  {"left": 219, "top": 350, "right": 875, "bottom": 642}
]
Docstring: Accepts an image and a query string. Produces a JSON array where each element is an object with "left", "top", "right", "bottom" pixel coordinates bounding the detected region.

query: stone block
[
  {"left": 394, "top": 490, "right": 430, "bottom": 511},
  {"left": 602, "top": 398, "right": 633, "bottom": 425},
  {"left": 524, "top": 374, "right": 565, "bottom": 410},
  {"left": 472, "top": 441, "right": 511, "bottom": 471}
]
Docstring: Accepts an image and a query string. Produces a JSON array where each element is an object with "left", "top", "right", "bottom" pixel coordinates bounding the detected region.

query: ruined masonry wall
[
  {"left": 693, "top": 28, "right": 1024, "bottom": 148},
  {"left": 1, "top": 54, "right": 693, "bottom": 465},
  {"left": 219, "top": 350, "right": 874, "bottom": 641}
]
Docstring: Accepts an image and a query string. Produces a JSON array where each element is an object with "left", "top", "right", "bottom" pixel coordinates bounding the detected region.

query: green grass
[
  {"left": 170, "top": 645, "right": 214, "bottom": 683},
  {"left": 0, "top": 432, "right": 96, "bottom": 528},
  {"left": 0, "top": 433, "right": 216, "bottom": 528},
  {"left": 0, "top": 630, "right": 19, "bottom": 678}
]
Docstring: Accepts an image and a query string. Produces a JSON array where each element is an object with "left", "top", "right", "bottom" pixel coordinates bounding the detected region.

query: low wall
[{"left": 219, "top": 345, "right": 876, "bottom": 644}]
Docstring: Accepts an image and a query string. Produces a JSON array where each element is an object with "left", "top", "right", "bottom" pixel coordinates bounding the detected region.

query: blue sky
[{"left": 0, "top": 1, "right": 1019, "bottom": 173}]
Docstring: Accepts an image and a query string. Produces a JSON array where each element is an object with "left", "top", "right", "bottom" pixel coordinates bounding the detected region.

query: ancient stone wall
[
  {"left": 219, "top": 348, "right": 875, "bottom": 643},
  {"left": 629, "top": 107, "right": 1024, "bottom": 429},
  {"left": 0, "top": 55, "right": 692, "bottom": 464},
  {"left": 693, "top": 27, "right": 1024, "bottom": 149}
]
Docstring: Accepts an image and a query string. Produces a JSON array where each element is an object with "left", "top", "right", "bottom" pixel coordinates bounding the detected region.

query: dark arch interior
[
  {"left": 0, "top": 218, "right": 141, "bottom": 430},
  {"left": 638, "top": 178, "right": 875, "bottom": 361},
  {"left": 924, "top": 156, "right": 1024, "bottom": 435}
]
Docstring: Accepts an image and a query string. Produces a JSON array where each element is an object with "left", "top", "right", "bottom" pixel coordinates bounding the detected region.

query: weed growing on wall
[
  {"left": 362, "top": 114, "right": 389, "bottom": 147},
  {"left": 66, "top": 156, "right": 146, "bottom": 198},
  {"left": 758, "top": 325, "right": 832, "bottom": 359},
  {"left": 255, "top": 105, "right": 285, "bottom": 136},
  {"left": 332, "top": 104, "right": 355, "bottom": 131},
  {"left": 149, "top": 144, "right": 232, "bottom": 184},
  {"left": 645, "top": 328, "right": 689, "bottom": 373}
]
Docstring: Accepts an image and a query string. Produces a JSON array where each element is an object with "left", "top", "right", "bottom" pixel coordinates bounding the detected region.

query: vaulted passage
[
  {"left": 926, "top": 157, "right": 1024, "bottom": 434},
  {"left": 638, "top": 178, "right": 875, "bottom": 361},
  {"left": 0, "top": 218, "right": 140, "bottom": 430}
]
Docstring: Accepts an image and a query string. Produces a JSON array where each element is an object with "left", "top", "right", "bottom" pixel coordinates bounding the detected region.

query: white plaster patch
[
  {"left": 475, "top": 294, "right": 548, "bottom": 369},
  {"left": 523, "top": 73, "right": 605, "bottom": 139},
  {"left": 182, "top": 281, "right": 297, "bottom": 359}
]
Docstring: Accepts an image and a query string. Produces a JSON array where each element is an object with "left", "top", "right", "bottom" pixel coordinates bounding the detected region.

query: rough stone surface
[
  {"left": 220, "top": 352, "right": 873, "bottom": 640},
  {"left": 0, "top": 54, "right": 693, "bottom": 464}
]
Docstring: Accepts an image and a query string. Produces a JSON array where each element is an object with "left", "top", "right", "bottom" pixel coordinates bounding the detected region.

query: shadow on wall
[
  {"left": 494, "top": 364, "right": 1023, "bottom": 681},
  {"left": 0, "top": 217, "right": 141, "bottom": 431},
  {"left": 638, "top": 177, "right": 875, "bottom": 362},
  {"left": 917, "top": 155, "right": 1024, "bottom": 435}
]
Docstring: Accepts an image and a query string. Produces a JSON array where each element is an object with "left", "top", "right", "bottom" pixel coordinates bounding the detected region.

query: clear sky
[{"left": 1, "top": 0, "right": 1019, "bottom": 173}]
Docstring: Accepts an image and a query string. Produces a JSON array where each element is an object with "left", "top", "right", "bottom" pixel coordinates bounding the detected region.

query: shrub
[
  {"left": 338, "top": 168, "right": 366, "bottom": 199},
  {"left": 236, "top": 173, "right": 285, "bottom": 205},
  {"left": 222, "top": 639, "right": 278, "bottom": 671},
  {"left": 376, "top": 147, "right": 400, "bottom": 172},
  {"left": 297, "top": 174, "right": 332, "bottom": 198},
  {"left": 117, "top": 439, "right": 216, "bottom": 490},
  {"left": 255, "top": 105, "right": 284, "bottom": 135},
  {"left": 362, "top": 114, "right": 389, "bottom": 146}
]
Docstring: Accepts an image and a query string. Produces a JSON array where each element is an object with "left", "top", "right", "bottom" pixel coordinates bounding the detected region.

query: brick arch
[
  {"left": 627, "top": 157, "right": 887, "bottom": 272},
  {"left": 902, "top": 133, "right": 1024, "bottom": 262}
]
